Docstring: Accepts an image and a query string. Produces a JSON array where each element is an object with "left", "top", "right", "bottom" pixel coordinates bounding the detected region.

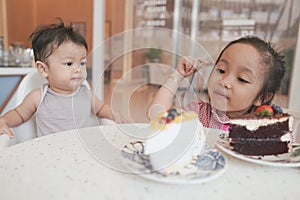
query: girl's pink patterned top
[{"left": 184, "top": 100, "right": 230, "bottom": 131}]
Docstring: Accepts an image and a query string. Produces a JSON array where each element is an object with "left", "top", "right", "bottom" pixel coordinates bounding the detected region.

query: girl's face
[
  {"left": 208, "top": 43, "right": 266, "bottom": 118},
  {"left": 40, "top": 41, "right": 87, "bottom": 94}
]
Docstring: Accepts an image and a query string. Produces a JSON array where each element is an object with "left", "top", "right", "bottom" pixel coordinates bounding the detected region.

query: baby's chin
[{"left": 71, "top": 80, "right": 84, "bottom": 88}]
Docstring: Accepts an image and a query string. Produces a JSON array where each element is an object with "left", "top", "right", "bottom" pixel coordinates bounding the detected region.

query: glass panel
[{"left": 105, "top": 0, "right": 299, "bottom": 121}]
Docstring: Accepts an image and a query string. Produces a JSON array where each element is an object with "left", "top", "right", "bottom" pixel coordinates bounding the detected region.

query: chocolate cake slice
[{"left": 228, "top": 105, "right": 293, "bottom": 156}]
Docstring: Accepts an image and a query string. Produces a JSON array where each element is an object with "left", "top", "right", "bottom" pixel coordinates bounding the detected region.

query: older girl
[{"left": 147, "top": 36, "right": 286, "bottom": 130}]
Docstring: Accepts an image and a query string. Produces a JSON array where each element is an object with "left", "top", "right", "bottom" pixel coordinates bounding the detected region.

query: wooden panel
[
  {"left": 5, "top": 0, "right": 93, "bottom": 49},
  {"left": 33, "top": 0, "right": 93, "bottom": 50},
  {"left": 0, "top": 0, "right": 3, "bottom": 35},
  {"left": 0, "top": 0, "right": 8, "bottom": 47},
  {"left": 6, "top": 0, "right": 33, "bottom": 47}
]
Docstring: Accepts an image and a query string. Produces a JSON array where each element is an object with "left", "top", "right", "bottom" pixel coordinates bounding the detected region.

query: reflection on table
[{"left": 0, "top": 123, "right": 299, "bottom": 200}]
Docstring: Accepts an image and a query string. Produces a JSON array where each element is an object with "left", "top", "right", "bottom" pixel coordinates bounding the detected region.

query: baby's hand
[
  {"left": 0, "top": 119, "right": 14, "bottom": 138},
  {"left": 176, "top": 56, "right": 208, "bottom": 77}
]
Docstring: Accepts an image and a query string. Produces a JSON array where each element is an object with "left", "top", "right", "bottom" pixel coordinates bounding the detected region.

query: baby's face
[
  {"left": 207, "top": 43, "right": 266, "bottom": 118},
  {"left": 43, "top": 41, "right": 88, "bottom": 94}
]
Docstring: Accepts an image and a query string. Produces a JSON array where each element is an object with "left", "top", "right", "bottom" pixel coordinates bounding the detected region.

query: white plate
[
  {"left": 121, "top": 141, "right": 227, "bottom": 184},
  {"left": 217, "top": 133, "right": 300, "bottom": 167}
]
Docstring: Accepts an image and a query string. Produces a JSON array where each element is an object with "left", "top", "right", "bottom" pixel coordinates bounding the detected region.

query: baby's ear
[
  {"left": 253, "top": 93, "right": 273, "bottom": 106},
  {"left": 36, "top": 61, "right": 48, "bottom": 78}
]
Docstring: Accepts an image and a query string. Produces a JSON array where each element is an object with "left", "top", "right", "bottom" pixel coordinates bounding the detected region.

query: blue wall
[{"left": 0, "top": 76, "right": 22, "bottom": 109}]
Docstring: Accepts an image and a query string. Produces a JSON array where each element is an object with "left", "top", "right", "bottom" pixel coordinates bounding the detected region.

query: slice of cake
[
  {"left": 144, "top": 108, "right": 206, "bottom": 172},
  {"left": 228, "top": 105, "right": 293, "bottom": 156}
]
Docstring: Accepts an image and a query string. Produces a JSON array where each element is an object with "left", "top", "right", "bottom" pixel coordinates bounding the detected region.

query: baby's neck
[{"left": 48, "top": 85, "right": 80, "bottom": 96}]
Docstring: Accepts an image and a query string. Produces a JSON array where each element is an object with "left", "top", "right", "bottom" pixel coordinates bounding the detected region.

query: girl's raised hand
[{"left": 176, "top": 56, "right": 208, "bottom": 77}]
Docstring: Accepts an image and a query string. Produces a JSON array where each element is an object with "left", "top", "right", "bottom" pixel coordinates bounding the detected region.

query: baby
[{"left": 0, "top": 19, "right": 126, "bottom": 138}]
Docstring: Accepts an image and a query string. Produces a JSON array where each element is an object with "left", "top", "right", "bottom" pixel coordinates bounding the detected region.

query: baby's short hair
[{"left": 30, "top": 18, "right": 88, "bottom": 62}]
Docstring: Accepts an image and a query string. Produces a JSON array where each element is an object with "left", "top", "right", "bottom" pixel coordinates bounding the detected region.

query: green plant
[{"left": 144, "top": 48, "right": 162, "bottom": 63}]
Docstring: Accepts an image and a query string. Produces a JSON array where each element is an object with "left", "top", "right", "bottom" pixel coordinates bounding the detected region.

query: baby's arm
[
  {"left": 0, "top": 89, "right": 41, "bottom": 137},
  {"left": 90, "top": 92, "right": 127, "bottom": 123},
  {"left": 147, "top": 56, "right": 207, "bottom": 120}
]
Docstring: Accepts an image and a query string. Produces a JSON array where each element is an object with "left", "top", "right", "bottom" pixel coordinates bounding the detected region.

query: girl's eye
[
  {"left": 238, "top": 77, "right": 250, "bottom": 84},
  {"left": 80, "top": 61, "right": 87, "bottom": 66},
  {"left": 216, "top": 68, "right": 225, "bottom": 74}
]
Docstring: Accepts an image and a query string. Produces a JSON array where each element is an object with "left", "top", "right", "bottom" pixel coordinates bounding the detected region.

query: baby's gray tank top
[{"left": 36, "top": 84, "right": 98, "bottom": 137}]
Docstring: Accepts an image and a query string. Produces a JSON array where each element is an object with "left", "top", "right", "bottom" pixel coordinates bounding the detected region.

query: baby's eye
[
  {"left": 238, "top": 77, "right": 250, "bottom": 83},
  {"left": 65, "top": 62, "right": 73, "bottom": 67}
]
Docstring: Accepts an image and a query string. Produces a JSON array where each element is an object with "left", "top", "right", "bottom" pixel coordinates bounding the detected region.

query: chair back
[
  {"left": 15, "top": 70, "right": 47, "bottom": 104},
  {"left": 10, "top": 70, "right": 47, "bottom": 145}
]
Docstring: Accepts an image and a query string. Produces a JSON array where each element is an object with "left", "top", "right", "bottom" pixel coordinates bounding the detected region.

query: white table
[{"left": 0, "top": 123, "right": 299, "bottom": 200}]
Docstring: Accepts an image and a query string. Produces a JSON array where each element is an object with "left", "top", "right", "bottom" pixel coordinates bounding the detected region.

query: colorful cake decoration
[
  {"left": 255, "top": 104, "right": 283, "bottom": 117},
  {"left": 255, "top": 105, "right": 274, "bottom": 117},
  {"left": 159, "top": 108, "right": 179, "bottom": 124},
  {"left": 151, "top": 108, "right": 198, "bottom": 130},
  {"left": 271, "top": 104, "right": 283, "bottom": 114}
]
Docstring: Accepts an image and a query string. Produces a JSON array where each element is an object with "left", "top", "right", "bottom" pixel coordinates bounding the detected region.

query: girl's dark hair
[
  {"left": 215, "top": 35, "right": 286, "bottom": 113},
  {"left": 30, "top": 18, "right": 88, "bottom": 62}
]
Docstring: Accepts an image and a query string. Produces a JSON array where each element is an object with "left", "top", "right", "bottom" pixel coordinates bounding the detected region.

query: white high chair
[
  {"left": 10, "top": 69, "right": 47, "bottom": 145},
  {"left": 6, "top": 70, "right": 114, "bottom": 147}
]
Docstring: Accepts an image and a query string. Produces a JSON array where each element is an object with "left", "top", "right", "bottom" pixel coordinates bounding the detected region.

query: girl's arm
[
  {"left": 147, "top": 56, "right": 206, "bottom": 120},
  {"left": 90, "top": 92, "right": 127, "bottom": 123},
  {"left": 146, "top": 71, "right": 183, "bottom": 120},
  {"left": 0, "top": 89, "right": 41, "bottom": 137}
]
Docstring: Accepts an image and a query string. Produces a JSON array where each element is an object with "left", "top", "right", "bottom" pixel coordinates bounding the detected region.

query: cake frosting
[
  {"left": 228, "top": 105, "right": 294, "bottom": 156},
  {"left": 230, "top": 115, "right": 292, "bottom": 131},
  {"left": 144, "top": 108, "right": 206, "bottom": 172}
]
